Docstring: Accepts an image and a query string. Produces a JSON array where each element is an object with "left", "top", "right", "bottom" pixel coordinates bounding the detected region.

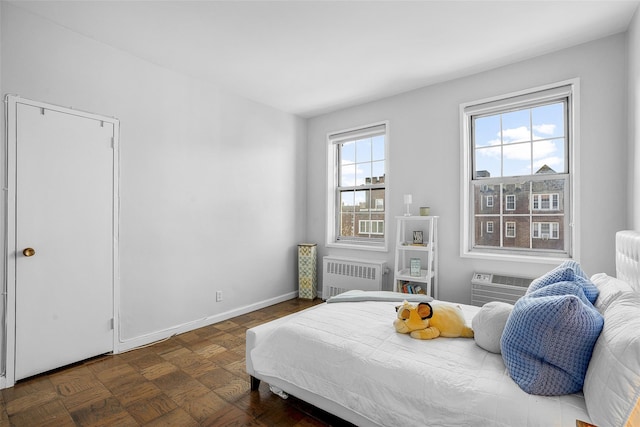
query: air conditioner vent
[
  {"left": 490, "top": 275, "right": 533, "bottom": 288},
  {"left": 471, "top": 272, "right": 534, "bottom": 307}
]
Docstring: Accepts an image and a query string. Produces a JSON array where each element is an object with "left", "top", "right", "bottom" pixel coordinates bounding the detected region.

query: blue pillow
[
  {"left": 501, "top": 282, "right": 604, "bottom": 395},
  {"left": 527, "top": 260, "right": 599, "bottom": 304}
]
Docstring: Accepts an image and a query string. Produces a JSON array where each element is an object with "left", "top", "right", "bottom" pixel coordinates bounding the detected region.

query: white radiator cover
[
  {"left": 322, "top": 257, "right": 387, "bottom": 300},
  {"left": 471, "top": 273, "right": 533, "bottom": 306}
]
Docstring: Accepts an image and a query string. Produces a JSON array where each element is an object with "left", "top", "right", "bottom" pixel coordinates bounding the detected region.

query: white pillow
[
  {"left": 590, "top": 273, "right": 634, "bottom": 313},
  {"left": 471, "top": 301, "right": 513, "bottom": 354},
  {"left": 583, "top": 292, "right": 640, "bottom": 427}
]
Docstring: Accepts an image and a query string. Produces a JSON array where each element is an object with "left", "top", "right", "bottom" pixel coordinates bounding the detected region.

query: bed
[{"left": 246, "top": 231, "right": 640, "bottom": 427}]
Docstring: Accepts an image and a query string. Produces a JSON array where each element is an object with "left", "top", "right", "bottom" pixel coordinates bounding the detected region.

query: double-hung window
[
  {"left": 327, "top": 122, "right": 388, "bottom": 250},
  {"left": 461, "top": 81, "right": 578, "bottom": 260}
]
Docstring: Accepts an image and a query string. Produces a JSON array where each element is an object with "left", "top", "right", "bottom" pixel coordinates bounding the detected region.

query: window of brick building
[
  {"left": 461, "top": 81, "right": 578, "bottom": 260},
  {"left": 327, "top": 122, "right": 388, "bottom": 250}
]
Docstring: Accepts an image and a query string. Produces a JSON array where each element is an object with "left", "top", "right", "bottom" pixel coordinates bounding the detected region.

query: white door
[{"left": 9, "top": 98, "right": 118, "bottom": 381}]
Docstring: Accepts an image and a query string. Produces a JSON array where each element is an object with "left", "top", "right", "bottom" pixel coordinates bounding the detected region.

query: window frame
[
  {"left": 505, "top": 221, "right": 516, "bottom": 238},
  {"left": 533, "top": 193, "right": 560, "bottom": 211},
  {"left": 486, "top": 195, "right": 494, "bottom": 208},
  {"left": 460, "top": 80, "right": 580, "bottom": 263},
  {"left": 359, "top": 219, "right": 385, "bottom": 235},
  {"left": 533, "top": 222, "right": 560, "bottom": 239},
  {"left": 326, "top": 121, "right": 390, "bottom": 251}
]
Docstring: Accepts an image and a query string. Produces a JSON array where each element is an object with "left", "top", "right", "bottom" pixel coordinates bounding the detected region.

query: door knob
[{"left": 22, "top": 248, "right": 35, "bottom": 257}]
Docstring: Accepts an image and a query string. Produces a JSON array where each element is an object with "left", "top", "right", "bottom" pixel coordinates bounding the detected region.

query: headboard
[{"left": 615, "top": 230, "right": 640, "bottom": 293}]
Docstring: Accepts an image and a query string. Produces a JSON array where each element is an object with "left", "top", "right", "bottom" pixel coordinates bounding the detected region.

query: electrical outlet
[{"left": 216, "top": 291, "right": 222, "bottom": 302}]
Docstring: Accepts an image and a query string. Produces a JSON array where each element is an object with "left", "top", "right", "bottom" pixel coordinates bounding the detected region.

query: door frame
[{"left": 4, "top": 95, "right": 120, "bottom": 387}]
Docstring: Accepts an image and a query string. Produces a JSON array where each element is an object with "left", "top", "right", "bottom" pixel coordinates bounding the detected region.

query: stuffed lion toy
[{"left": 394, "top": 300, "right": 474, "bottom": 340}]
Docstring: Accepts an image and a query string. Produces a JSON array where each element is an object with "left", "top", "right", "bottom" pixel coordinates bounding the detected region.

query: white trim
[
  {"left": 3, "top": 95, "right": 120, "bottom": 388},
  {"left": 326, "top": 120, "right": 390, "bottom": 252},
  {"left": 329, "top": 123, "right": 386, "bottom": 143},
  {"left": 117, "top": 291, "right": 298, "bottom": 353},
  {"left": 460, "top": 78, "right": 581, "bottom": 262}
]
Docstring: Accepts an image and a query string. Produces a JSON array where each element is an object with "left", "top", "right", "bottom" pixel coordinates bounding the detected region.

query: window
[
  {"left": 487, "top": 221, "right": 494, "bottom": 233},
  {"left": 327, "top": 122, "right": 388, "bottom": 249},
  {"left": 533, "top": 222, "right": 559, "bottom": 239},
  {"left": 359, "top": 220, "right": 384, "bottom": 235},
  {"left": 486, "top": 195, "right": 494, "bottom": 208},
  {"left": 505, "top": 221, "right": 516, "bottom": 238},
  {"left": 461, "top": 81, "right": 578, "bottom": 259},
  {"left": 532, "top": 194, "right": 559, "bottom": 210}
]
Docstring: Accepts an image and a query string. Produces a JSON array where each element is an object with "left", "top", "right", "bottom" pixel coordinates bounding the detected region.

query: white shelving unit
[{"left": 394, "top": 215, "right": 439, "bottom": 298}]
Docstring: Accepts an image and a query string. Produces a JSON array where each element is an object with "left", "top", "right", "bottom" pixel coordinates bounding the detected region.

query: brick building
[
  {"left": 473, "top": 166, "right": 565, "bottom": 252},
  {"left": 339, "top": 175, "right": 386, "bottom": 239}
]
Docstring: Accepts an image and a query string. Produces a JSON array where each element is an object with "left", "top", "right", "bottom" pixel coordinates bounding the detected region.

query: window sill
[
  {"left": 461, "top": 249, "right": 571, "bottom": 265},
  {"left": 326, "top": 241, "right": 388, "bottom": 252}
]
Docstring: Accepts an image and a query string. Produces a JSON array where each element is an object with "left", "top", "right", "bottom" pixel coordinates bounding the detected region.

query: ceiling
[{"left": 8, "top": 0, "right": 640, "bottom": 118}]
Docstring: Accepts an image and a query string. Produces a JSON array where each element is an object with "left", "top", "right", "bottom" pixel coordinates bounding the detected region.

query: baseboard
[{"left": 116, "top": 291, "right": 299, "bottom": 353}]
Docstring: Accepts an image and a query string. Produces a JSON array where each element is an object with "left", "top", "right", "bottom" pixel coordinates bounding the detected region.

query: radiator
[
  {"left": 322, "top": 257, "right": 387, "bottom": 300},
  {"left": 471, "top": 272, "right": 533, "bottom": 306}
]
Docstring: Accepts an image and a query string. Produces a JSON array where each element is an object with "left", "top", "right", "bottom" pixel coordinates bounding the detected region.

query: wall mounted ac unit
[{"left": 471, "top": 273, "right": 533, "bottom": 307}]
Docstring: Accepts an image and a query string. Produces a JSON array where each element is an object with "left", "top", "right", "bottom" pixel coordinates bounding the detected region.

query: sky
[{"left": 474, "top": 102, "right": 566, "bottom": 177}]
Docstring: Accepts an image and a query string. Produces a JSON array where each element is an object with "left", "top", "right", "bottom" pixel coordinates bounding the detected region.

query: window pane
[
  {"left": 502, "top": 217, "right": 531, "bottom": 248},
  {"left": 474, "top": 115, "right": 501, "bottom": 147},
  {"left": 502, "top": 110, "right": 531, "bottom": 143},
  {"left": 340, "top": 163, "right": 356, "bottom": 187},
  {"left": 532, "top": 102, "right": 564, "bottom": 140},
  {"left": 356, "top": 138, "right": 372, "bottom": 163},
  {"left": 372, "top": 161, "right": 385, "bottom": 183},
  {"left": 533, "top": 138, "right": 565, "bottom": 174},
  {"left": 354, "top": 189, "right": 367, "bottom": 209},
  {"left": 532, "top": 179, "right": 564, "bottom": 211},
  {"left": 372, "top": 135, "right": 385, "bottom": 161},
  {"left": 475, "top": 146, "right": 501, "bottom": 178},
  {"left": 502, "top": 143, "right": 531, "bottom": 176},
  {"left": 532, "top": 217, "right": 564, "bottom": 250},
  {"left": 476, "top": 219, "right": 500, "bottom": 247},
  {"left": 356, "top": 162, "right": 371, "bottom": 186},
  {"left": 371, "top": 188, "right": 385, "bottom": 210},
  {"left": 341, "top": 141, "right": 355, "bottom": 164},
  {"left": 339, "top": 190, "right": 355, "bottom": 238}
]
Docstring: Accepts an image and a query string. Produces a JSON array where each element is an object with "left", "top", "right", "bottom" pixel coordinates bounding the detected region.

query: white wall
[
  {"left": 308, "top": 34, "right": 628, "bottom": 304},
  {"left": 630, "top": 8, "right": 640, "bottom": 229},
  {"left": 1, "top": 3, "right": 307, "bottom": 350}
]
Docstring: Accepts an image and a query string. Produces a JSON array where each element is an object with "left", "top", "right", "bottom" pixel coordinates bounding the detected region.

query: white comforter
[{"left": 247, "top": 300, "right": 591, "bottom": 427}]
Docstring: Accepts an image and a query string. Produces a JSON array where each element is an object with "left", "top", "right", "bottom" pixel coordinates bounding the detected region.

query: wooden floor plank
[{"left": 0, "top": 298, "right": 341, "bottom": 426}]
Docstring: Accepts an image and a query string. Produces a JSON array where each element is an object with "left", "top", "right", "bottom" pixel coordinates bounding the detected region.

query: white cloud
[
  {"left": 502, "top": 126, "right": 529, "bottom": 143},
  {"left": 533, "top": 124, "right": 556, "bottom": 135},
  {"left": 340, "top": 159, "right": 367, "bottom": 187},
  {"left": 477, "top": 128, "right": 562, "bottom": 174}
]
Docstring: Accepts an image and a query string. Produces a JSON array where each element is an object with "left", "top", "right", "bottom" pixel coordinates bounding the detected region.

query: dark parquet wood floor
[{"left": 0, "top": 298, "right": 353, "bottom": 427}]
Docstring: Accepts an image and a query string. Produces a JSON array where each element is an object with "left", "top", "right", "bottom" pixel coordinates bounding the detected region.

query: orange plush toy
[{"left": 394, "top": 300, "right": 474, "bottom": 340}]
